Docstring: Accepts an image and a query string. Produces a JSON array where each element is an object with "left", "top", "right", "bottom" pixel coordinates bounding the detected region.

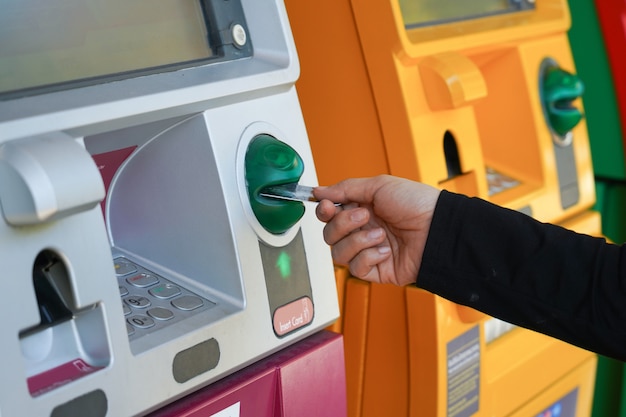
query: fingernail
[
  {"left": 367, "top": 229, "right": 383, "bottom": 240},
  {"left": 378, "top": 246, "right": 391, "bottom": 255},
  {"left": 351, "top": 209, "right": 366, "bottom": 222}
]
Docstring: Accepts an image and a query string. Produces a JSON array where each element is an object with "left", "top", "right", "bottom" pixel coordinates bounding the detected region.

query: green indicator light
[{"left": 276, "top": 251, "right": 292, "bottom": 279}]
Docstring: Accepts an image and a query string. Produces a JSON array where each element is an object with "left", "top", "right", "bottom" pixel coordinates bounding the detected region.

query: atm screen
[
  {"left": 0, "top": 1, "right": 217, "bottom": 96},
  {"left": 399, "top": 0, "right": 535, "bottom": 28}
]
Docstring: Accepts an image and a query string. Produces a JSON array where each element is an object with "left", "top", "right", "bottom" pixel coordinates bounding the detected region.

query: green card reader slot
[{"left": 245, "top": 134, "right": 306, "bottom": 234}]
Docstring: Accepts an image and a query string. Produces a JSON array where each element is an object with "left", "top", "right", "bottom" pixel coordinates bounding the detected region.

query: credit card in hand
[{"left": 259, "top": 183, "right": 317, "bottom": 203}]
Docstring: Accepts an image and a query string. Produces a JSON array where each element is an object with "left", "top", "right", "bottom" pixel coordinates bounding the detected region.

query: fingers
[
  {"left": 330, "top": 225, "right": 384, "bottom": 260},
  {"left": 347, "top": 246, "right": 392, "bottom": 283},
  {"left": 315, "top": 177, "right": 399, "bottom": 283},
  {"left": 319, "top": 204, "right": 369, "bottom": 246},
  {"left": 313, "top": 185, "right": 346, "bottom": 205},
  {"left": 314, "top": 177, "right": 382, "bottom": 205},
  {"left": 315, "top": 199, "right": 341, "bottom": 223}
]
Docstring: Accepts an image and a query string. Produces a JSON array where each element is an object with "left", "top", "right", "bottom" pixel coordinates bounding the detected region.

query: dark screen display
[
  {"left": 399, "top": 0, "right": 535, "bottom": 28},
  {"left": 0, "top": 1, "right": 213, "bottom": 94}
]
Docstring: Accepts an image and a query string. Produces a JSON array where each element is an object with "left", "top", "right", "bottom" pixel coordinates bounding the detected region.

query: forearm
[{"left": 417, "top": 190, "right": 626, "bottom": 361}]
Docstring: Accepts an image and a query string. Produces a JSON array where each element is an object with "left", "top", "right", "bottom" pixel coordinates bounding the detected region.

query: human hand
[{"left": 314, "top": 175, "right": 440, "bottom": 286}]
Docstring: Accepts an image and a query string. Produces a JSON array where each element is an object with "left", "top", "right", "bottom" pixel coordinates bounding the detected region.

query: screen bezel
[{"left": 0, "top": 0, "right": 253, "bottom": 101}]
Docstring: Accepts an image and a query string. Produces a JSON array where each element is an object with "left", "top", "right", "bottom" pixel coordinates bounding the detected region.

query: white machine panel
[{"left": 0, "top": 1, "right": 339, "bottom": 416}]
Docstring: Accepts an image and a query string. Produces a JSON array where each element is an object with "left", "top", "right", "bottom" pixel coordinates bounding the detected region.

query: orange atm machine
[{"left": 285, "top": 0, "right": 599, "bottom": 416}]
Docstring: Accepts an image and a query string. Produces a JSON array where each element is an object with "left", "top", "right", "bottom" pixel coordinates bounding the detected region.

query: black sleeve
[{"left": 416, "top": 190, "right": 626, "bottom": 361}]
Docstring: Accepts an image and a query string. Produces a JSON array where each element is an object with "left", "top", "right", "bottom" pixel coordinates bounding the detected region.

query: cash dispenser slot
[
  {"left": 0, "top": 135, "right": 111, "bottom": 398},
  {"left": 443, "top": 131, "right": 463, "bottom": 179},
  {"left": 438, "top": 130, "right": 482, "bottom": 197},
  {"left": 31, "top": 252, "right": 75, "bottom": 331},
  {"left": 21, "top": 251, "right": 109, "bottom": 397},
  {"left": 418, "top": 52, "right": 487, "bottom": 197}
]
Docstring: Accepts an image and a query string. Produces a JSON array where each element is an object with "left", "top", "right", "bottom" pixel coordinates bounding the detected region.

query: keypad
[
  {"left": 114, "top": 257, "right": 215, "bottom": 340},
  {"left": 486, "top": 166, "right": 520, "bottom": 196}
]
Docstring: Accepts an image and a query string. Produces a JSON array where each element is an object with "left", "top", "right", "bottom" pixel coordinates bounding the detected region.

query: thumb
[{"left": 314, "top": 178, "right": 378, "bottom": 205}]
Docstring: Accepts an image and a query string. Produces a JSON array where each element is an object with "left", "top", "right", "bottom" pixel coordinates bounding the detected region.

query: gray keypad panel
[{"left": 114, "top": 257, "right": 216, "bottom": 340}]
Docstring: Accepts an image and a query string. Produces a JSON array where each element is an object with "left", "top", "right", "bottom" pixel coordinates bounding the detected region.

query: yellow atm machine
[
  {"left": 285, "top": 0, "right": 598, "bottom": 416},
  {"left": 0, "top": 1, "right": 343, "bottom": 416}
]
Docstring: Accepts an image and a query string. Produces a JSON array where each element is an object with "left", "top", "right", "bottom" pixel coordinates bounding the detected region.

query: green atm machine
[{"left": 567, "top": 1, "right": 626, "bottom": 416}]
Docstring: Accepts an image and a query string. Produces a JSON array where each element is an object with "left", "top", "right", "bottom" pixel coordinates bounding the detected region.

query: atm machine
[
  {"left": 0, "top": 1, "right": 343, "bottom": 416},
  {"left": 590, "top": 0, "right": 626, "bottom": 246},
  {"left": 594, "top": 0, "right": 626, "bottom": 158},
  {"left": 570, "top": 1, "right": 626, "bottom": 416},
  {"left": 284, "top": 0, "right": 598, "bottom": 416}
]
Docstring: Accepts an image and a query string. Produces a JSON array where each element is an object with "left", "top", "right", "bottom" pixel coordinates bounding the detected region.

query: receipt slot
[
  {"left": 284, "top": 0, "right": 597, "bottom": 416},
  {"left": 0, "top": 1, "right": 341, "bottom": 416}
]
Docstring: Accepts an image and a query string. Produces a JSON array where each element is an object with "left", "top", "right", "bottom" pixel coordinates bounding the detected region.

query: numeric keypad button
[
  {"left": 124, "top": 295, "right": 151, "bottom": 309},
  {"left": 127, "top": 315, "right": 155, "bottom": 329}
]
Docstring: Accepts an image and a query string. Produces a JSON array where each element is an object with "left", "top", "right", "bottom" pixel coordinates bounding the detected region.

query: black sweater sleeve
[{"left": 416, "top": 190, "right": 626, "bottom": 361}]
